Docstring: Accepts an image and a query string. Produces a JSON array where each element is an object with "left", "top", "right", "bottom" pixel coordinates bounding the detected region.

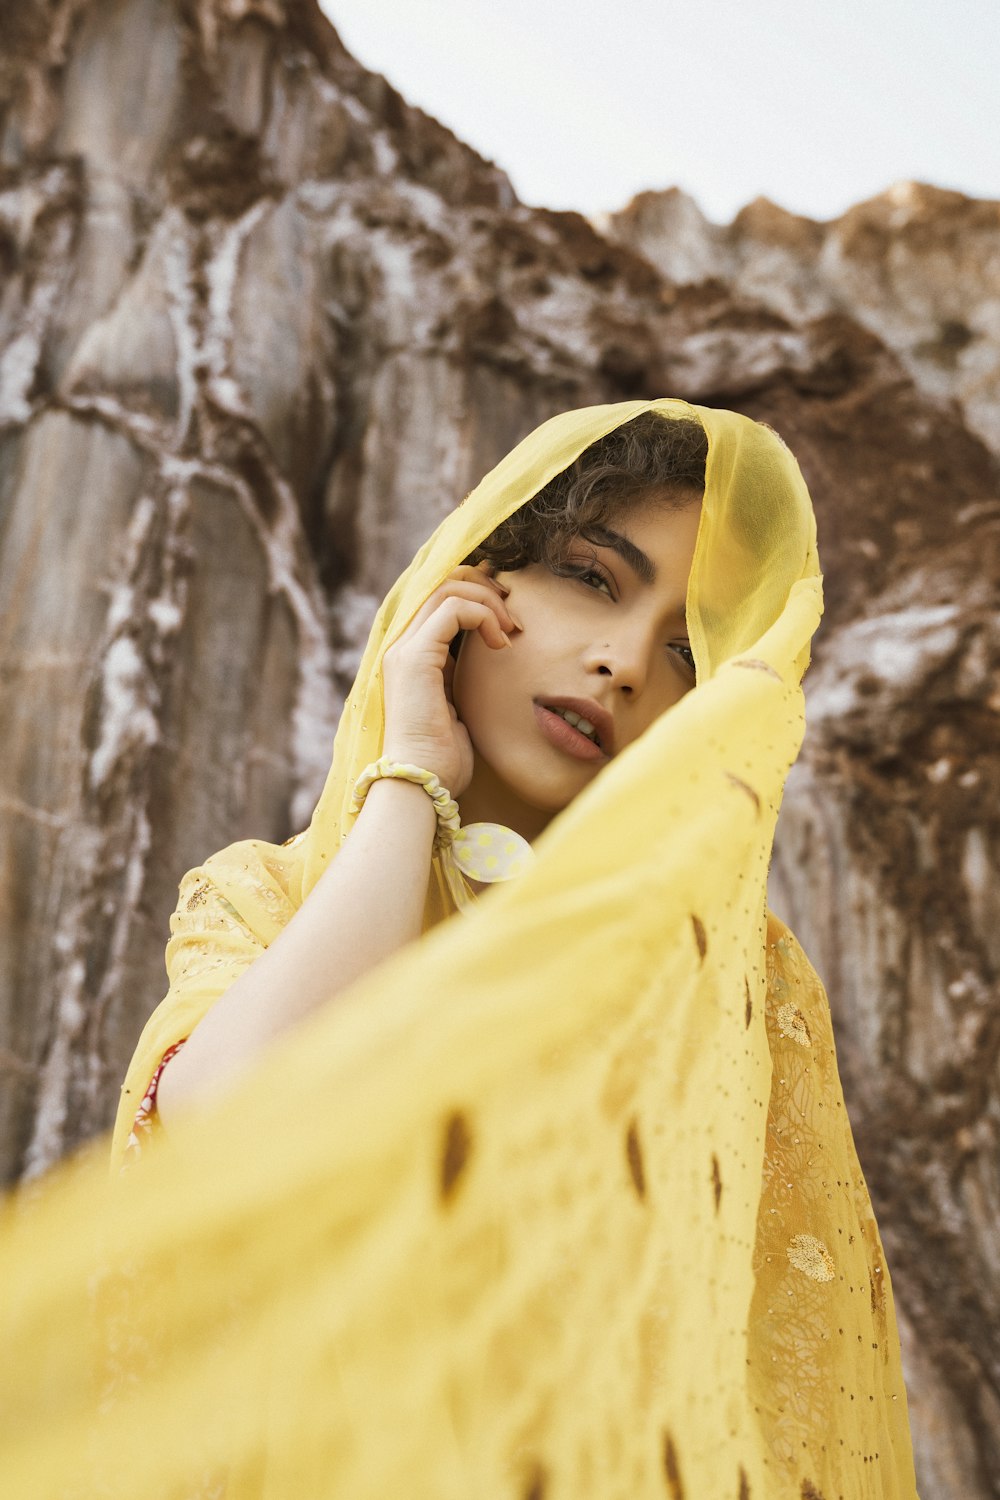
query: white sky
[{"left": 319, "top": 0, "right": 999, "bottom": 224}]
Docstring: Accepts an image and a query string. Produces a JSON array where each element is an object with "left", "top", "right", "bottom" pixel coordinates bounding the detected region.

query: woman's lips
[{"left": 532, "top": 703, "right": 607, "bottom": 762}]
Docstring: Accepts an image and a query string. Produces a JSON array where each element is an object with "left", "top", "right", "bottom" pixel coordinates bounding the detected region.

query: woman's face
[{"left": 451, "top": 490, "right": 703, "bottom": 839}]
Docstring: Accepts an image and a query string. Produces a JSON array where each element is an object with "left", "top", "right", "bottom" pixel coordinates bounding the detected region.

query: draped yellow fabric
[{"left": 0, "top": 398, "right": 919, "bottom": 1499}]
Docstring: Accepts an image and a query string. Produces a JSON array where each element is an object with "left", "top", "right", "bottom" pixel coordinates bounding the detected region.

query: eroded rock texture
[
  {"left": 604, "top": 183, "right": 1000, "bottom": 458},
  {"left": 0, "top": 3, "right": 997, "bottom": 1493}
]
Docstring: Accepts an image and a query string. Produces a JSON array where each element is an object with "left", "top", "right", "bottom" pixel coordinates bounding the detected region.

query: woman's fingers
[
  {"left": 465, "top": 560, "right": 510, "bottom": 595},
  {"left": 403, "top": 576, "right": 517, "bottom": 641},
  {"left": 379, "top": 566, "right": 518, "bottom": 796},
  {"left": 383, "top": 601, "right": 510, "bottom": 699},
  {"left": 418, "top": 595, "right": 511, "bottom": 651}
]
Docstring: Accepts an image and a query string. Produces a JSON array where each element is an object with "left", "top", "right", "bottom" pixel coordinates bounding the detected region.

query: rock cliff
[
  {"left": 0, "top": 2, "right": 998, "bottom": 1493},
  {"left": 603, "top": 182, "right": 1000, "bottom": 457}
]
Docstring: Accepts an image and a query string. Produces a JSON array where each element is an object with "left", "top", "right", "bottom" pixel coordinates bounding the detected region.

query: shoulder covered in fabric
[
  {"left": 109, "top": 834, "right": 308, "bottom": 1172},
  {"left": 162, "top": 836, "right": 302, "bottom": 940}
]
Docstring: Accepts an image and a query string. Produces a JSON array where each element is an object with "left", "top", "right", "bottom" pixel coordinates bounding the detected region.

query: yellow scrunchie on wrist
[
  {"left": 350, "top": 756, "right": 462, "bottom": 853},
  {"left": 349, "top": 756, "right": 535, "bottom": 910}
]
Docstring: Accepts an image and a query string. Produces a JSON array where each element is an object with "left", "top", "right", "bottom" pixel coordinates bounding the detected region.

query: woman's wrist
[
  {"left": 363, "top": 771, "right": 439, "bottom": 828},
  {"left": 352, "top": 756, "right": 462, "bottom": 853}
]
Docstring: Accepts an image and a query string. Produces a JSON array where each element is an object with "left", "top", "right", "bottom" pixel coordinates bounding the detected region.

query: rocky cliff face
[
  {"left": 602, "top": 183, "right": 1000, "bottom": 458},
  {"left": 1, "top": 2, "right": 998, "bottom": 1494}
]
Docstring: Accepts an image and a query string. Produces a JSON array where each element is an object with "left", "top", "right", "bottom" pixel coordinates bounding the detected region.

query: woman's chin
[{"left": 473, "top": 749, "right": 598, "bottom": 816}]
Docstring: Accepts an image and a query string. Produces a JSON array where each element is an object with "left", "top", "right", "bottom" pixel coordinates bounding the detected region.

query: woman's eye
[
  {"left": 572, "top": 565, "right": 613, "bottom": 597},
  {"left": 564, "top": 561, "right": 694, "bottom": 675}
]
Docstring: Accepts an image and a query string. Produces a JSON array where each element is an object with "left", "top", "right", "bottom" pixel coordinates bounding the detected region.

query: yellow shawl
[{"left": 3, "top": 399, "right": 918, "bottom": 1498}]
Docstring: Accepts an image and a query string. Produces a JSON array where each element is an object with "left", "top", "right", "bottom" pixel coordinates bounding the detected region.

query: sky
[{"left": 319, "top": 0, "right": 999, "bottom": 225}]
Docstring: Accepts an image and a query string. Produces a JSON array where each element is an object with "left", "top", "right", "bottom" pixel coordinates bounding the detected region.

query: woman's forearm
[{"left": 155, "top": 776, "right": 438, "bottom": 1128}]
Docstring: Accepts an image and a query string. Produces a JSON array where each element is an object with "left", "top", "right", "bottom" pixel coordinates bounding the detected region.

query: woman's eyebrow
[{"left": 588, "top": 527, "right": 657, "bottom": 584}]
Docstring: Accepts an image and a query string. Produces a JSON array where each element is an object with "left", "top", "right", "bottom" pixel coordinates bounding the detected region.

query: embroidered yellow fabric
[{"left": 0, "top": 398, "right": 919, "bottom": 1498}]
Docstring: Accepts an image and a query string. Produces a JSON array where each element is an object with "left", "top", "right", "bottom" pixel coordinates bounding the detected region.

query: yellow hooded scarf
[{"left": 4, "top": 399, "right": 918, "bottom": 1499}]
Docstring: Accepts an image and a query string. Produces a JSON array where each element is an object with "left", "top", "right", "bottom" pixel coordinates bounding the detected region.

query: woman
[
  {"left": 120, "top": 410, "right": 706, "bottom": 1141},
  {"left": 101, "top": 398, "right": 917, "bottom": 1498}
]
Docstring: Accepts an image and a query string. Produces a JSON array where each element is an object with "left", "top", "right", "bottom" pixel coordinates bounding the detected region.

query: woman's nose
[{"left": 586, "top": 633, "right": 651, "bottom": 694}]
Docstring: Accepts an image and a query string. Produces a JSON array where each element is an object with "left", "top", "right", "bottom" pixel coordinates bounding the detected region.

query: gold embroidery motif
[
  {"left": 786, "top": 1233, "right": 835, "bottom": 1282},
  {"left": 776, "top": 1003, "right": 812, "bottom": 1046}
]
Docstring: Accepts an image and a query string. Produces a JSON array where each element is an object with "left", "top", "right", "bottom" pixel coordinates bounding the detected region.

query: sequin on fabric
[
  {"left": 776, "top": 1002, "right": 812, "bottom": 1047},
  {"left": 787, "top": 1234, "right": 836, "bottom": 1283}
]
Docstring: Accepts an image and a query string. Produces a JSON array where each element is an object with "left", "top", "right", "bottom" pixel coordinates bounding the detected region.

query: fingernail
[
  {"left": 495, "top": 582, "right": 510, "bottom": 597},
  {"left": 501, "top": 631, "right": 512, "bottom": 647}
]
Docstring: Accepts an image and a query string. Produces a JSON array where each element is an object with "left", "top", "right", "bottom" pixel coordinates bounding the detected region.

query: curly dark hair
[{"left": 461, "top": 411, "right": 707, "bottom": 576}]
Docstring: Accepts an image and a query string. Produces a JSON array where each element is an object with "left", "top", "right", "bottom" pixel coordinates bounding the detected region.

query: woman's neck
[{"left": 456, "top": 757, "right": 555, "bottom": 844}]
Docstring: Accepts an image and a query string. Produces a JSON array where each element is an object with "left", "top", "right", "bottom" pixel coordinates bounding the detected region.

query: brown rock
[{"left": 609, "top": 180, "right": 1000, "bottom": 456}]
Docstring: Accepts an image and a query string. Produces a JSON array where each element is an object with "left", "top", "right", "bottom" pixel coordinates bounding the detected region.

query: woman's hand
[
  {"left": 380, "top": 560, "right": 517, "bottom": 798},
  {"left": 158, "top": 574, "right": 517, "bottom": 1125}
]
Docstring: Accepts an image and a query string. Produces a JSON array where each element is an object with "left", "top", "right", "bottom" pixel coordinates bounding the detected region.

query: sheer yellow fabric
[{"left": 0, "top": 399, "right": 919, "bottom": 1498}]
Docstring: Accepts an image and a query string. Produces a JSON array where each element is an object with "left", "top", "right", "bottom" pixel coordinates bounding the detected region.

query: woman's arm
[
  {"left": 155, "top": 775, "right": 437, "bottom": 1128},
  {"left": 155, "top": 561, "right": 517, "bottom": 1131}
]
